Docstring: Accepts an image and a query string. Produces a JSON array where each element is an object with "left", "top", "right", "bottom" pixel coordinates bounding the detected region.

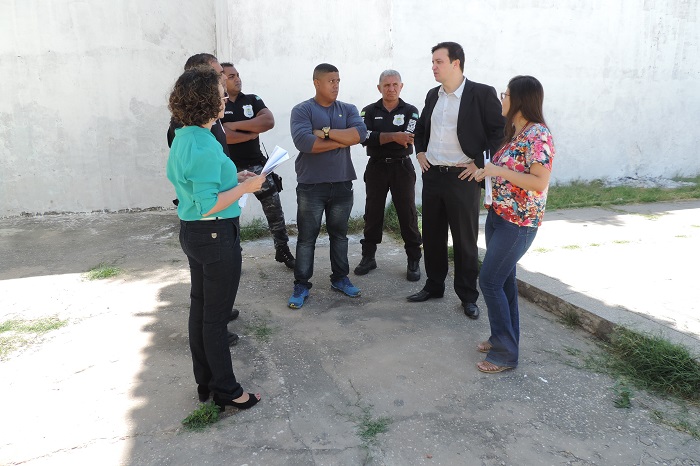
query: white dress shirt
[{"left": 426, "top": 77, "right": 473, "bottom": 166}]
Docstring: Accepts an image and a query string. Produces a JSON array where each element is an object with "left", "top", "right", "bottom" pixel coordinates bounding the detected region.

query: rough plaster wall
[
  {"left": 219, "top": 0, "right": 700, "bottom": 223},
  {"left": 1, "top": 0, "right": 698, "bottom": 218},
  {"left": 0, "top": 0, "right": 217, "bottom": 216}
]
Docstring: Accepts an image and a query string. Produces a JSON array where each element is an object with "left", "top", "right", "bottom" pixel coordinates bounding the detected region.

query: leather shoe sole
[
  {"left": 462, "top": 302, "right": 480, "bottom": 320},
  {"left": 406, "top": 289, "right": 444, "bottom": 302}
]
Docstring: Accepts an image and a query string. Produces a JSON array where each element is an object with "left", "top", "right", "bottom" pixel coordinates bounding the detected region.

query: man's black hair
[
  {"left": 313, "top": 63, "right": 339, "bottom": 80},
  {"left": 184, "top": 53, "right": 218, "bottom": 70},
  {"left": 431, "top": 42, "right": 465, "bottom": 72}
]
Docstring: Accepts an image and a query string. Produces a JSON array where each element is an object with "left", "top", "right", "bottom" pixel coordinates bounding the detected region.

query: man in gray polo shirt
[{"left": 288, "top": 63, "right": 367, "bottom": 309}]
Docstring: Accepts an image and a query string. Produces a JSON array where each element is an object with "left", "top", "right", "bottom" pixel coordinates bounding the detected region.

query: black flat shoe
[
  {"left": 228, "top": 332, "right": 239, "bottom": 346},
  {"left": 197, "top": 384, "right": 210, "bottom": 402},
  {"left": 406, "top": 289, "right": 444, "bottom": 302},
  {"left": 213, "top": 392, "right": 261, "bottom": 412},
  {"left": 462, "top": 302, "right": 480, "bottom": 320},
  {"left": 229, "top": 308, "right": 240, "bottom": 321}
]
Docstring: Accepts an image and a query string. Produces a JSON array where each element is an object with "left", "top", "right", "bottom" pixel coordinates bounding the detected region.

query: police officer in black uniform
[
  {"left": 220, "top": 63, "right": 295, "bottom": 269},
  {"left": 354, "top": 70, "right": 422, "bottom": 281}
]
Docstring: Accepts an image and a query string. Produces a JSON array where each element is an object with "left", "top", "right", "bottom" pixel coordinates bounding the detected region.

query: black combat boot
[
  {"left": 354, "top": 256, "right": 377, "bottom": 275},
  {"left": 407, "top": 258, "right": 421, "bottom": 282},
  {"left": 275, "top": 244, "right": 295, "bottom": 269}
]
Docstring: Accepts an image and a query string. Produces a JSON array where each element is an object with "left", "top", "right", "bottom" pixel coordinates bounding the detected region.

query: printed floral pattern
[{"left": 489, "top": 123, "right": 555, "bottom": 227}]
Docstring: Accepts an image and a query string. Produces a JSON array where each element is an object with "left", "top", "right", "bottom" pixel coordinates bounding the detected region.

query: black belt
[
  {"left": 373, "top": 156, "right": 408, "bottom": 163},
  {"left": 430, "top": 165, "right": 463, "bottom": 173}
]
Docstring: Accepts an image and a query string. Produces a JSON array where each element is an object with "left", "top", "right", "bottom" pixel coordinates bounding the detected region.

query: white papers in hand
[
  {"left": 238, "top": 193, "right": 248, "bottom": 208},
  {"left": 262, "top": 146, "right": 291, "bottom": 175},
  {"left": 483, "top": 150, "right": 493, "bottom": 205}
]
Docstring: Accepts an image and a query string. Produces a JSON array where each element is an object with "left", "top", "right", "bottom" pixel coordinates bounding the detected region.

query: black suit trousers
[{"left": 421, "top": 166, "right": 481, "bottom": 303}]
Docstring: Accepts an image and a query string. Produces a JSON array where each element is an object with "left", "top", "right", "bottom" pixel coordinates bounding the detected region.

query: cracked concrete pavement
[{"left": 0, "top": 209, "right": 698, "bottom": 465}]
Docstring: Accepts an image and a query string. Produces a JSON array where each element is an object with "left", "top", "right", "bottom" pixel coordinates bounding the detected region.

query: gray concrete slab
[
  {"left": 1, "top": 208, "right": 699, "bottom": 465},
  {"left": 488, "top": 199, "right": 700, "bottom": 354}
]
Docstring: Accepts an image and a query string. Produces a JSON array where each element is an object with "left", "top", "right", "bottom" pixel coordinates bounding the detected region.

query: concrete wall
[
  {"left": 0, "top": 0, "right": 217, "bottom": 216},
  {"left": 1, "top": 0, "right": 698, "bottom": 219}
]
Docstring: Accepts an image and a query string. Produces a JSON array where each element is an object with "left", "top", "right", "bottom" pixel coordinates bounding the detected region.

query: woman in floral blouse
[{"left": 470, "top": 75, "right": 555, "bottom": 373}]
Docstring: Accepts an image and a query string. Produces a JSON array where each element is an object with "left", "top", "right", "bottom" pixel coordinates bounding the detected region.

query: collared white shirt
[{"left": 426, "top": 77, "right": 473, "bottom": 166}]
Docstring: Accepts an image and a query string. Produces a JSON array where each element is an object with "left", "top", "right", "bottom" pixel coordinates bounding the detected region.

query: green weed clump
[
  {"left": 240, "top": 218, "right": 270, "bottom": 241},
  {"left": 606, "top": 328, "right": 700, "bottom": 401},
  {"left": 244, "top": 319, "right": 278, "bottom": 343},
  {"left": 182, "top": 402, "right": 220, "bottom": 430},
  {"left": 84, "top": 263, "right": 122, "bottom": 280}
]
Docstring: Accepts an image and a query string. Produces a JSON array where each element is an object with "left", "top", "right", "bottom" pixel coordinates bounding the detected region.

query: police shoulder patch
[
  {"left": 360, "top": 111, "right": 365, "bottom": 117},
  {"left": 412, "top": 112, "right": 419, "bottom": 119},
  {"left": 255, "top": 95, "right": 261, "bottom": 100}
]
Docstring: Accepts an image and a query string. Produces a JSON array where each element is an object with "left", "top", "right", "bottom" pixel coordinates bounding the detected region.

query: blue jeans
[
  {"left": 479, "top": 210, "right": 538, "bottom": 367},
  {"left": 179, "top": 218, "right": 243, "bottom": 400},
  {"left": 294, "top": 181, "right": 354, "bottom": 287}
]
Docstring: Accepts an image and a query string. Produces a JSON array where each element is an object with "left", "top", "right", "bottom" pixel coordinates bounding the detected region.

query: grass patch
[
  {"left": 559, "top": 310, "right": 581, "bottom": 328},
  {"left": 652, "top": 410, "right": 700, "bottom": 440},
  {"left": 675, "top": 235, "right": 688, "bottom": 238},
  {"left": 612, "top": 382, "right": 633, "bottom": 408},
  {"left": 244, "top": 318, "right": 277, "bottom": 342},
  {"left": 84, "top": 263, "right": 122, "bottom": 280},
  {"left": 589, "top": 243, "right": 601, "bottom": 247},
  {"left": 341, "top": 381, "right": 392, "bottom": 449},
  {"left": 604, "top": 328, "right": 700, "bottom": 400},
  {"left": 546, "top": 177, "right": 700, "bottom": 210},
  {"left": 612, "top": 240, "right": 630, "bottom": 244},
  {"left": 562, "top": 244, "right": 581, "bottom": 250},
  {"left": 0, "top": 317, "right": 68, "bottom": 359},
  {"left": 346, "top": 215, "right": 365, "bottom": 235},
  {"left": 356, "top": 410, "right": 391, "bottom": 444},
  {"left": 240, "top": 218, "right": 270, "bottom": 241},
  {"left": 182, "top": 402, "right": 220, "bottom": 430},
  {"left": 533, "top": 247, "right": 551, "bottom": 253}
]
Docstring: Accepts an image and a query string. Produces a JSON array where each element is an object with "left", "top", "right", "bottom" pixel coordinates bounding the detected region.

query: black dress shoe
[
  {"left": 229, "top": 308, "right": 240, "bottom": 321},
  {"left": 462, "top": 302, "right": 480, "bottom": 320},
  {"left": 406, "top": 289, "right": 444, "bottom": 302},
  {"left": 228, "top": 332, "right": 239, "bottom": 346}
]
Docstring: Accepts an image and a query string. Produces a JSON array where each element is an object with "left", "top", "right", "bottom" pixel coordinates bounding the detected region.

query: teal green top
[{"left": 166, "top": 126, "right": 240, "bottom": 221}]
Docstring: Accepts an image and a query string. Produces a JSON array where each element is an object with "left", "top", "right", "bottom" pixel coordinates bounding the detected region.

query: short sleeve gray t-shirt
[{"left": 290, "top": 98, "right": 367, "bottom": 184}]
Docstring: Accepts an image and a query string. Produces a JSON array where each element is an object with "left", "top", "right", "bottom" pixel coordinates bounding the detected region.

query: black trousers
[
  {"left": 421, "top": 166, "right": 481, "bottom": 303},
  {"left": 360, "top": 157, "right": 422, "bottom": 260},
  {"left": 179, "top": 217, "right": 243, "bottom": 400}
]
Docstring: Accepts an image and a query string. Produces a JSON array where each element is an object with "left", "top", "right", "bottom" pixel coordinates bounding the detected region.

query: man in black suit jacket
[{"left": 406, "top": 41, "right": 505, "bottom": 320}]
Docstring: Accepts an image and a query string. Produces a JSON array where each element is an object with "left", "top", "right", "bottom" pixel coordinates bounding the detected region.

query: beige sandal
[
  {"left": 477, "top": 341, "right": 492, "bottom": 353},
  {"left": 476, "top": 360, "right": 514, "bottom": 374}
]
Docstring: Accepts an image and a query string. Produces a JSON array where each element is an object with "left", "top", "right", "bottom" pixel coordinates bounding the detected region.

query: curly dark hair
[{"left": 168, "top": 66, "right": 222, "bottom": 127}]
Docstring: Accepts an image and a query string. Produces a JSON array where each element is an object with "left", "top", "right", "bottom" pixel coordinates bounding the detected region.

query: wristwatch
[{"left": 322, "top": 126, "right": 330, "bottom": 139}]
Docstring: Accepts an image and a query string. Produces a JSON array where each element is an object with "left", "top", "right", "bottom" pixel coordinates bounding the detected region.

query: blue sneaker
[
  {"left": 331, "top": 277, "right": 361, "bottom": 297},
  {"left": 288, "top": 284, "right": 309, "bottom": 309}
]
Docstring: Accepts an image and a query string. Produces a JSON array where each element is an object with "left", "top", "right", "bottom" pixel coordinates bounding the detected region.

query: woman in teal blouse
[{"left": 167, "top": 67, "right": 265, "bottom": 410}]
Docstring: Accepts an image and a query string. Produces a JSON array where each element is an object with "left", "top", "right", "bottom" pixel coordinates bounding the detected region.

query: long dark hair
[{"left": 502, "top": 75, "right": 546, "bottom": 144}]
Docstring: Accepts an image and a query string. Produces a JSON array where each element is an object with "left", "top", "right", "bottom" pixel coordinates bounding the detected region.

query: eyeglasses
[
  {"left": 221, "top": 93, "right": 229, "bottom": 101},
  {"left": 500, "top": 92, "right": 510, "bottom": 101}
]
